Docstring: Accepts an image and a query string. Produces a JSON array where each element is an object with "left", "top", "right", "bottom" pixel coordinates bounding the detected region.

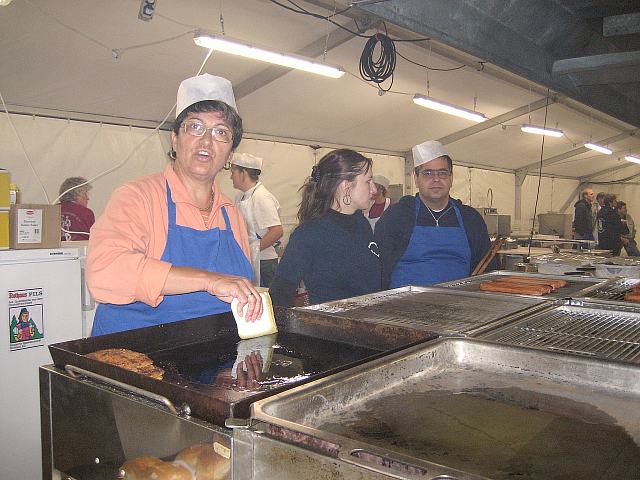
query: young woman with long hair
[{"left": 269, "top": 149, "right": 381, "bottom": 306}]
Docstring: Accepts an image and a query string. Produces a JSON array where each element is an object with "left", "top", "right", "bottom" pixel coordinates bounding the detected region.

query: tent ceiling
[{"left": 0, "top": 0, "right": 638, "bottom": 179}]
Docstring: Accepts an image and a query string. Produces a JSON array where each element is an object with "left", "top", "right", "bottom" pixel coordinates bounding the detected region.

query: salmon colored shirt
[{"left": 87, "top": 164, "right": 250, "bottom": 307}]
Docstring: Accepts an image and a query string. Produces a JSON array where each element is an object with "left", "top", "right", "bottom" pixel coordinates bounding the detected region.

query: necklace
[
  {"left": 198, "top": 193, "right": 214, "bottom": 228},
  {"left": 426, "top": 205, "right": 452, "bottom": 227}
]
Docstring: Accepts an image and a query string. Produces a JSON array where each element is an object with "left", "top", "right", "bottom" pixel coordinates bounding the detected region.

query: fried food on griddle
[{"left": 86, "top": 348, "right": 164, "bottom": 380}]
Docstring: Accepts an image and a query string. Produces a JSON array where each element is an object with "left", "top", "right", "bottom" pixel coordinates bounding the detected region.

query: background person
[
  {"left": 230, "top": 153, "right": 283, "bottom": 288},
  {"left": 617, "top": 201, "right": 639, "bottom": 256},
  {"left": 572, "top": 188, "right": 594, "bottom": 240},
  {"left": 87, "top": 74, "right": 261, "bottom": 335},
  {"left": 59, "top": 176, "right": 95, "bottom": 241},
  {"left": 269, "top": 149, "right": 380, "bottom": 307},
  {"left": 375, "top": 140, "right": 492, "bottom": 289},
  {"left": 367, "top": 174, "right": 392, "bottom": 231},
  {"left": 597, "top": 193, "right": 626, "bottom": 256}
]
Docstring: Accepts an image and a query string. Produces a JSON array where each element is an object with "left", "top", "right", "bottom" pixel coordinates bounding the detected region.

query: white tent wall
[{"left": 3, "top": 113, "right": 627, "bottom": 246}]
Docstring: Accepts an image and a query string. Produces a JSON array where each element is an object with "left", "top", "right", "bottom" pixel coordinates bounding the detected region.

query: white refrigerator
[{"left": 0, "top": 248, "right": 82, "bottom": 480}]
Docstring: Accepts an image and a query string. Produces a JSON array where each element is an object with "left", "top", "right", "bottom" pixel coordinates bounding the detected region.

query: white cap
[
  {"left": 176, "top": 74, "right": 237, "bottom": 117},
  {"left": 372, "top": 174, "right": 390, "bottom": 189},
  {"left": 411, "top": 140, "right": 449, "bottom": 168},
  {"left": 232, "top": 152, "right": 263, "bottom": 170}
]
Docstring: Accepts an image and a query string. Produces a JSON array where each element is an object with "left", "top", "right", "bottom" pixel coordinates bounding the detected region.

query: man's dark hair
[{"left": 232, "top": 164, "right": 261, "bottom": 181}]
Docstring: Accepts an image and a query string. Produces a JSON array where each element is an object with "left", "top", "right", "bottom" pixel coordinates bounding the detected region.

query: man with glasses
[
  {"left": 87, "top": 74, "right": 262, "bottom": 335},
  {"left": 375, "top": 140, "right": 492, "bottom": 288}
]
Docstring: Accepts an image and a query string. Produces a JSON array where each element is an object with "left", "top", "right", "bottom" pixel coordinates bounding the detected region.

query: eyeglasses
[
  {"left": 418, "top": 168, "right": 451, "bottom": 179},
  {"left": 182, "top": 119, "right": 233, "bottom": 143}
]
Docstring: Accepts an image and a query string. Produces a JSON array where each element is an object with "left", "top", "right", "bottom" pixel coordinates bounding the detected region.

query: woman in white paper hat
[
  {"left": 87, "top": 74, "right": 262, "bottom": 335},
  {"left": 366, "top": 174, "right": 392, "bottom": 231},
  {"left": 375, "top": 140, "right": 493, "bottom": 288}
]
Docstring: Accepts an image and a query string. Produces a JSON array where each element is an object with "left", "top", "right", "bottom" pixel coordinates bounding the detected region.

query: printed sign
[
  {"left": 9, "top": 288, "right": 45, "bottom": 351},
  {"left": 17, "top": 208, "right": 43, "bottom": 243}
]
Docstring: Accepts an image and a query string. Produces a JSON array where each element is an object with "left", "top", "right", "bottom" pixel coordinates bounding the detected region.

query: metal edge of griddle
[{"left": 248, "top": 337, "right": 640, "bottom": 479}]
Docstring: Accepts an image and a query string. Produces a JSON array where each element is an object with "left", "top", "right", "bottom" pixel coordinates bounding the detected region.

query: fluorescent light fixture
[
  {"left": 412, "top": 94, "right": 487, "bottom": 123},
  {"left": 584, "top": 143, "right": 613, "bottom": 155},
  {"left": 625, "top": 155, "right": 640, "bottom": 164},
  {"left": 194, "top": 31, "right": 345, "bottom": 79},
  {"left": 520, "top": 124, "right": 564, "bottom": 137}
]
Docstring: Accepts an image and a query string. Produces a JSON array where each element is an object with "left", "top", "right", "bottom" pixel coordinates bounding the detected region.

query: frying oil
[{"left": 319, "top": 389, "right": 640, "bottom": 479}]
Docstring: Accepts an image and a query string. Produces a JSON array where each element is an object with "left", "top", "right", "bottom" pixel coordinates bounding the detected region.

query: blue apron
[
  {"left": 92, "top": 182, "right": 253, "bottom": 335},
  {"left": 390, "top": 196, "right": 471, "bottom": 287}
]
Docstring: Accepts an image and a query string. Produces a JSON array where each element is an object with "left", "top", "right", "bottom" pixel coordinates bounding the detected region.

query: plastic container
[{"left": 9, "top": 183, "right": 19, "bottom": 205}]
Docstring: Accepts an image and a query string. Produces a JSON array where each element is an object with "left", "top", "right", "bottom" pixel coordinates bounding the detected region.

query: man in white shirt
[{"left": 231, "top": 153, "right": 283, "bottom": 287}]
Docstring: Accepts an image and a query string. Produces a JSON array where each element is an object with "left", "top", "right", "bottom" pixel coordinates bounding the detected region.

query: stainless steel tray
[
  {"left": 480, "top": 298, "right": 640, "bottom": 364},
  {"left": 296, "top": 286, "right": 550, "bottom": 337},
  {"left": 251, "top": 338, "right": 640, "bottom": 480},
  {"left": 436, "top": 271, "right": 610, "bottom": 299}
]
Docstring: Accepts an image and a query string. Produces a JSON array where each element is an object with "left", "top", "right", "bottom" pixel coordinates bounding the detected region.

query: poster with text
[{"left": 9, "top": 288, "right": 45, "bottom": 351}]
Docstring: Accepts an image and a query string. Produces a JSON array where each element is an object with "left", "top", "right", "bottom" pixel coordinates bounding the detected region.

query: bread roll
[
  {"left": 120, "top": 456, "right": 163, "bottom": 479},
  {"left": 175, "top": 443, "right": 229, "bottom": 480},
  {"left": 120, "top": 456, "right": 194, "bottom": 480}
]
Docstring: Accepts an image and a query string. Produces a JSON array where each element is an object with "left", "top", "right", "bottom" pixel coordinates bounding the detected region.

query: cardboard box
[
  {"left": 0, "top": 209, "right": 9, "bottom": 250},
  {"left": 0, "top": 169, "right": 9, "bottom": 209},
  {"left": 10, "top": 204, "right": 61, "bottom": 249}
]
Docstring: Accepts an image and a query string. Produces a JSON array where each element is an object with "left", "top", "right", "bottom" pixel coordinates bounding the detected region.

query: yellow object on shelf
[
  {"left": 0, "top": 169, "right": 9, "bottom": 209},
  {"left": 0, "top": 210, "right": 9, "bottom": 249}
]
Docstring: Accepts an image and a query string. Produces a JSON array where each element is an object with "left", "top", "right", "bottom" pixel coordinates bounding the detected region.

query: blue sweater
[
  {"left": 375, "top": 195, "right": 493, "bottom": 289},
  {"left": 271, "top": 210, "right": 381, "bottom": 306}
]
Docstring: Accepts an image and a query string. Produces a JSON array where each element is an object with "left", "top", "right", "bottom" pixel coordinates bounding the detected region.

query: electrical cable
[
  {"left": 359, "top": 32, "right": 396, "bottom": 89},
  {"left": 526, "top": 89, "right": 551, "bottom": 260}
]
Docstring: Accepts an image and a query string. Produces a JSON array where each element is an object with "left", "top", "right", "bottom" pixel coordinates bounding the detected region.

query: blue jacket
[{"left": 375, "top": 195, "right": 494, "bottom": 289}]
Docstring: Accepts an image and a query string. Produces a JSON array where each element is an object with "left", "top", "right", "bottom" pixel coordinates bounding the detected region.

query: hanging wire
[
  {"left": 526, "top": 88, "right": 551, "bottom": 259},
  {"left": 359, "top": 28, "right": 396, "bottom": 90}
]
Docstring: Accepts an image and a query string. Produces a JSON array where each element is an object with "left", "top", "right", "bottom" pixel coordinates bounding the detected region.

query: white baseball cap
[
  {"left": 412, "top": 140, "right": 449, "bottom": 168},
  {"left": 372, "top": 174, "right": 390, "bottom": 189},
  {"left": 176, "top": 74, "right": 237, "bottom": 117},
  {"left": 232, "top": 152, "right": 263, "bottom": 170}
]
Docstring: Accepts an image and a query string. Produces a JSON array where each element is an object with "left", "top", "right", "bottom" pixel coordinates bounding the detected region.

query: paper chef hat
[
  {"left": 232, "top": 152, "right": 263, "bottom": 170},
  {"left": 412, "top": 140, "right": 449, "bottom": 168},
  {"left": 372, "top": 175, "right": 390, "bottom": 189},
  {"left": 176, "top": 74, "right": 237, "bottom": 117}
]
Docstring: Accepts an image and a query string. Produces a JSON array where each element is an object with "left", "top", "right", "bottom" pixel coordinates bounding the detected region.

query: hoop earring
[
  {"left": 343, "top": 193, "right": 352, "bottom": 205},
  {"left": 168, "top": 149, "right": 177, "bottom": 160}
]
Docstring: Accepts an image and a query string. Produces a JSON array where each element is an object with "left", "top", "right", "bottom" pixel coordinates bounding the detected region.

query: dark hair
[
  {"left": 171, "top": 100, "right": 243, "bottom": 154},
  {"left": 413, "top": 155, "right": 453, "bottom": 176},
  {"left": 617, "top": 201, "right": 627, "bottom": 209},
  {"left": 596, "top": 192, "right": 606, "bottom": 200},
  {"left": 602, "top": 194, "right": 616, "bottom": 207},
  {"left": 297, "top": 149, "right": 372, "bottom": 224},
  {"left": 232, "top": 164, "right": 261, "bottom": 181}
]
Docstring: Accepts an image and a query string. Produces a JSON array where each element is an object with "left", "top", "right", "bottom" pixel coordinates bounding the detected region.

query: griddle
[
  {"left": 49, "top": 308, "right": 435, "bottom": 426},
  {"left": 479, "top": 298, "right": 640, "bottom": 364},
  {"left": 296, "top": 286, "right": 550, "bottom": 336},
  {"left": 436, "top": 271, "right": 610, "bottom": 299}
]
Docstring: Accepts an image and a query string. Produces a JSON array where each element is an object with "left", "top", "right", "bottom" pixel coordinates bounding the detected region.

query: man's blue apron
[
  {"left": 390, "top": 196, "right": 471, "bottom": 287},
  {"left": 92, "top": 182, "right": 253, "bottom": 335}
]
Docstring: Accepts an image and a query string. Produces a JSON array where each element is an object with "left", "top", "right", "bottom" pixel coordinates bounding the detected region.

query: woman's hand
[{"left": 205, "top": 273, "right": 263, "bottom": 322}]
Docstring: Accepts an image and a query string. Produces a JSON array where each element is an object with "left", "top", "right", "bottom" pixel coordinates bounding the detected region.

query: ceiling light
[
  {"left": 520, "top": 124, "right": 564, "bottom": 137},
  {"left": 412, "top": 94, "right": 487, "bottom": 123},
  {"left": 194, "top": 31, "right": 345, "bottom": 79},
  {"left": 625, "top": 155, "right": 640, "bottom": 164},
  {"left": 584, "top": 143, "right": 613, "bottom": 155}
]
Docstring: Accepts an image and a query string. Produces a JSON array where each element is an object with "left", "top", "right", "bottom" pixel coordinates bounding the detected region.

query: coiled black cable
[{"left": 359, "top": 33, "right": 396, "bottom": 91}]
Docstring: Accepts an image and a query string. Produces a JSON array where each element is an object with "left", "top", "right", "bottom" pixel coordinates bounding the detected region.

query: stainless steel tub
[{"left": 247, "top": 338, "right": 640, "bottom": 480}]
